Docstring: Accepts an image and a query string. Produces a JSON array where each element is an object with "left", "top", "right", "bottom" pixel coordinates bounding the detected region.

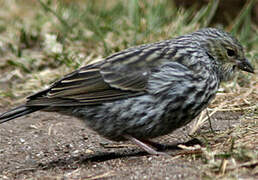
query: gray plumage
[{"left": 0, "top": 28, "right": 254, "bottom": 154}]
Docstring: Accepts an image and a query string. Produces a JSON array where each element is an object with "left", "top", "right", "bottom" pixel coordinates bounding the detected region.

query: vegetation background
[{"left": 0, "top": 0, "right": 257, "bottom": 179}]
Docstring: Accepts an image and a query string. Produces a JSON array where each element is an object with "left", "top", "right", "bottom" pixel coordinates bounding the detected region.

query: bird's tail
[{"left": 0, "top": 105, "right": 44, "bottom": 124}]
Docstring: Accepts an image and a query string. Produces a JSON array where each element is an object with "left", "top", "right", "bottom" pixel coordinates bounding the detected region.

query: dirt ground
[
  {"left": 0, "top": 105, "right": 256, "bottom": 180},
  {"left": 0, "top": 1, "right": 257, "bottom": 179}
]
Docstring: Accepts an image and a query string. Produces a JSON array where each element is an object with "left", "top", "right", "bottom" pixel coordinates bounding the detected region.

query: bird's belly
[{"left": 68, "top": 93, "right": 213, "bottom": 140}]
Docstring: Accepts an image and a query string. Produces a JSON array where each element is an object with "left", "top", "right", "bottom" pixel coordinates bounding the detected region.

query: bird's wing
[
  {"left": 100, "top": 43, "right": 168, "bottom": 91},
  {"left": 26, "top": 42, "right": 169, "bottom": 106}
]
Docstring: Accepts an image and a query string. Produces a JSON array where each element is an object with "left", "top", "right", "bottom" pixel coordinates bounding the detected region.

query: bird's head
[{"left": 194, "top": 28, "right": 254, "bottom": 81}]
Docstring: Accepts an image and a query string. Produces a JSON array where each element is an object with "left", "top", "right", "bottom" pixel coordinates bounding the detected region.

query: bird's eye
[{"left": 226, "top": 49, "right": 235, "bottom": 57}]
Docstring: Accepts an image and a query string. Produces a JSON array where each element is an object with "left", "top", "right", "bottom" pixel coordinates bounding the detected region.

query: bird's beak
[{"left": 237, "top": 58, "right": 254, "bottom": 73}]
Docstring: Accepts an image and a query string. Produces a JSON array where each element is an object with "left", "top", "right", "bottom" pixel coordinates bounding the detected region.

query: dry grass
[{"left": 0, "top": 0, "right": 257, "bottom": 179}]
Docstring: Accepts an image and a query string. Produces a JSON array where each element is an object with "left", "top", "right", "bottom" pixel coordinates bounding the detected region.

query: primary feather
[{"left": 0, "top": 28, "right": 254, "bottom": 154}]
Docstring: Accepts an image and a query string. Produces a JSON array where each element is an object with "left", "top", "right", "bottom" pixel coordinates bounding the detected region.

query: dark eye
[{"left": 227, "top": 49, "right": 235, "bottom": 57}]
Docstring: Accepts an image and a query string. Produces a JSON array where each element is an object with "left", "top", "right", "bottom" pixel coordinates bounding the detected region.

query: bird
[{"left": 0, "top": 28, "right": 254, "bottom": 155}]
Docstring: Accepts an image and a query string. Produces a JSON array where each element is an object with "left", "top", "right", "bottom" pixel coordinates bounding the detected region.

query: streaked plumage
[{"left": 0, "top": 28, "right": 254, "bottom": 155}]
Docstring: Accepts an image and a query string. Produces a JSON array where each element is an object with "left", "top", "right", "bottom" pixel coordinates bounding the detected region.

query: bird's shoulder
[{"left": 26, "top": 39, "right": 205, "bottom": 106}]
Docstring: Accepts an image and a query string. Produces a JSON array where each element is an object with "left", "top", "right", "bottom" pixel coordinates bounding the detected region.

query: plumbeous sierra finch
[{"left": 0, "top": 28, "right": 254, "bottom": 155}]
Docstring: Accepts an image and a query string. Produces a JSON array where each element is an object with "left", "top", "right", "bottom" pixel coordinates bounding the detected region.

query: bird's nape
[{"left": 0, "top": 28, "right": 254, "bottom": 155}]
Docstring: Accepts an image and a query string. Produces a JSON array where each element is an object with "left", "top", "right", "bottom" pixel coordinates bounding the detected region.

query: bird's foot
[{"left": 123, "top": 135, "right": 170, "bottom": 156}]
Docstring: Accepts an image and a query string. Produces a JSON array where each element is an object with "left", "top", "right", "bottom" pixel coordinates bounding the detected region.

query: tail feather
[{"left": 0, "top": 105, "right": 44, "bottom": 124}]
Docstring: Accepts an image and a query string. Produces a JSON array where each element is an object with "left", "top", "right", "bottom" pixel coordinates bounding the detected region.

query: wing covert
[{"left": 27, "top": 41, "right": 170, "bottom": 106}]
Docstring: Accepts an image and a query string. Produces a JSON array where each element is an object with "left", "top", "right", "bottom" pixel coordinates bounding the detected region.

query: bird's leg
[
  {"left": 139, "top": 139, "right": 169, "bottom": 150},
  {"left": 123, "top": 135, "right": 169, "bottom": 156}
]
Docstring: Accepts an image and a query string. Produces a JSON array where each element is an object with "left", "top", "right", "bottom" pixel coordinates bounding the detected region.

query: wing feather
[{"left": 26, "top": 41, "right": 170, "bottom": 106}]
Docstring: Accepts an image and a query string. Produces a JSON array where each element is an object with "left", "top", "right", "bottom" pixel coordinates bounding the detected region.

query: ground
[
  {"left": 0, "top": 0, "right": 257, "bottom": 179},
  {"left": 0, "top": 106, "right": 257, "bottom": 179}
]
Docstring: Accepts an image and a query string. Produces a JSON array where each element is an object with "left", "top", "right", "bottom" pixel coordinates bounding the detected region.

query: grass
[{"left": 0, "top": 0, "right": 257, "bottom": 179}]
